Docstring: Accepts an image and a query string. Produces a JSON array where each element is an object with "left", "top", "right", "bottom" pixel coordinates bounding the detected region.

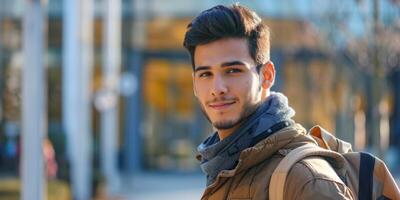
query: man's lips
[{"left": 208, "top": 100, "right": 236, "bottom": 110}]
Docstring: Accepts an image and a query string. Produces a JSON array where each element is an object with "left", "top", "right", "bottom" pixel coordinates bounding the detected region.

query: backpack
[{"left": 269, "top": 125, "right": 400, "bottom": 200}]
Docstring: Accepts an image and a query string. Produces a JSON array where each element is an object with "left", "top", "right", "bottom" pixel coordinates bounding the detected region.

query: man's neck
[
  {"left": 217, "top": 93, "right": 271, "bottom": 140},
  {"left": 217, "top": 122, "right": 243, "bottom": 140}
]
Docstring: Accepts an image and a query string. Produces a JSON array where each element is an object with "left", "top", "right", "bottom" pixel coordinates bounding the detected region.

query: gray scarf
[{"left": 197, "top": 92, "right": 295, "bottom": 186}]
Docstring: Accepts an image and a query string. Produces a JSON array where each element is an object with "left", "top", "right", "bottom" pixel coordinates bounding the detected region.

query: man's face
[{"left": 193, "top": 38, "right": 264, "bottom": 132}]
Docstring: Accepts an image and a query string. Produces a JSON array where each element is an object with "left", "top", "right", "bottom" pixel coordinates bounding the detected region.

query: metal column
[
  {"left": 63, "top": 0, "right": 94, "bottom": 199},
  {"left": 21, "top": 0, "right": 47, "bottom": 199},
  {"left": 100, "top": 0, "right": 121, "bottom": 196},
  {"left": 0, "top": 0, "right": 3, "bottom": 122},
  {"left": 122, "top": 0, "right": 148, "bottom": 174}
]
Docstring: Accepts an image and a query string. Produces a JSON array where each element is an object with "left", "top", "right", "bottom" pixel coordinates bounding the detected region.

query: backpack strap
[
  {"left": 269, "top": 144, "right": 329, "bottom": 200},
  {"left": 358, "top": 152, "right": 375, "bottom": 200}
]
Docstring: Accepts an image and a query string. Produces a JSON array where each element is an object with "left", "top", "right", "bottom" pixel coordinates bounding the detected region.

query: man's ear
[{"left": 261, "top": 61, "right": 276, "bottom": 89}]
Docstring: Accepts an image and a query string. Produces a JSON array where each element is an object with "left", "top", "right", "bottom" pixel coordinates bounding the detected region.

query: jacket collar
[
  {"left": 201, "top": 123, "right": 317, "bottom": 196},
  {"left": 236, "top": 123, "right": 314, "bottom": 172}
]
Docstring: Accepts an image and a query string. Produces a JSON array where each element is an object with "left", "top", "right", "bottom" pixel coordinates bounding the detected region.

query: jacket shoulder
[{"left": 284, "top": 156, "right": 355, "bottom": 200}]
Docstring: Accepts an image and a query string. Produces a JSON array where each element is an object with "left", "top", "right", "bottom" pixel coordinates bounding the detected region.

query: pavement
[
  {"left": 115, "top": 172, "right": 400, "bottom": 200},
  {"left": 117, "top": 172, "right": 204, "bottom": 200}
]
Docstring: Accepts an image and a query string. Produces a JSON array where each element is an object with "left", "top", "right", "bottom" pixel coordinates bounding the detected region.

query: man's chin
[{"left": 212, "top": 119, "right": 239, "bottom": 130}]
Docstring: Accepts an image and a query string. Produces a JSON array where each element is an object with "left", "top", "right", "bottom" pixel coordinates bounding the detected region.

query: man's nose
[{"left": 211, "top": 75, "right": 228, "bottom": 96}]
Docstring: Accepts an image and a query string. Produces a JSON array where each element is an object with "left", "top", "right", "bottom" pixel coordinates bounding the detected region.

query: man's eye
[
  {"left": 199, "top": 72, "right": 212, "bottom": 78},
  {"left": 226, "top": 68, "right": 242, "bottom": 74}
]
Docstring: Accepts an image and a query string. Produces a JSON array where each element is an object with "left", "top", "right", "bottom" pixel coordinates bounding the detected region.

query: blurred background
[{"left": 0, "top": 0, "right": 400, "bottom": 199}]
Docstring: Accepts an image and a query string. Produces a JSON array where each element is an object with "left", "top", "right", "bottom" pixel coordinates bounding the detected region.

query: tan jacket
[{"left": 199, "top": 124, "right": 355, "bottom": 200}]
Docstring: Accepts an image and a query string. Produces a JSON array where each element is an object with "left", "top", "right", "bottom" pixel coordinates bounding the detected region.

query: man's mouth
[{"left": 208, "top": 100, "right": 236, "bottom": 110}]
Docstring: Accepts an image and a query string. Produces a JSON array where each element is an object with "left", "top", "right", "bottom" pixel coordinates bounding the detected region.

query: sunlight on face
[{"left": 193, "top": 38, "right": 264, "bottom": 136}]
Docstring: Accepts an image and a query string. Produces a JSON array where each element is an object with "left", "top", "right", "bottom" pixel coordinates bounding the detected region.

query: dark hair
[{"left": 183, "top": 4, "right": 270, "bottom": 71}]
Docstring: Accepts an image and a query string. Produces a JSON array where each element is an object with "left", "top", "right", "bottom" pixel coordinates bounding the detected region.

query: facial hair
[{"left": 197, "top": 97, "right": 261, "bottom": 130}]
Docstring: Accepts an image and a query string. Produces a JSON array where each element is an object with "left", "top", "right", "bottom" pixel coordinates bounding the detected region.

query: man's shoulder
[
  {"left": 284, "top": 156, "right": 354, "bottom": 199},
  {"left": 288, "top": 156, "right": 343, "bottom": 183}
]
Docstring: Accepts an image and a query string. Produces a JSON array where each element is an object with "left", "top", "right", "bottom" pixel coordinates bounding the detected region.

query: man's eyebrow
[
  {"left": 194, "top": 66, "right": 210, "bottom": 73},
  {"left": 221, "top": 61, "right": 246, "bottom": 67},
  {"left": 194, "top": 61, "right": 246, "bottom": 73}
]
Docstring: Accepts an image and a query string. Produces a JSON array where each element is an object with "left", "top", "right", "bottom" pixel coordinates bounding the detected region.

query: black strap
[
  {"left": 250, "top": 120, "right": 293, "bottom": 146},
  {"left": 358, "top": 152, "right": 375, "bottom": 200}
]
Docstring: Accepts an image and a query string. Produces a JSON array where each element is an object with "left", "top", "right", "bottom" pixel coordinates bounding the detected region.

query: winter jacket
[{"left": 198, "top": 123, "right": 354, "bottom": 200}]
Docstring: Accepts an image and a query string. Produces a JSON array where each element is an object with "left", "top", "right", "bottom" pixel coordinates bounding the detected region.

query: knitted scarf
[{"left": 197, "top": 92, "right": 295, "bottom": 186}]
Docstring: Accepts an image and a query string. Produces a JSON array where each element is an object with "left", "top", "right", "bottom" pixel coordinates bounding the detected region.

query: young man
[{"left": 183, "top": 4, "right": 354, "bottom": 199}]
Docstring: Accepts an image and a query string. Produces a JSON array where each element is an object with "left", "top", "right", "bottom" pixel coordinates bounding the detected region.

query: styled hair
[{"left": 183, "top": 4, "right": 270, "bottom": 71}]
